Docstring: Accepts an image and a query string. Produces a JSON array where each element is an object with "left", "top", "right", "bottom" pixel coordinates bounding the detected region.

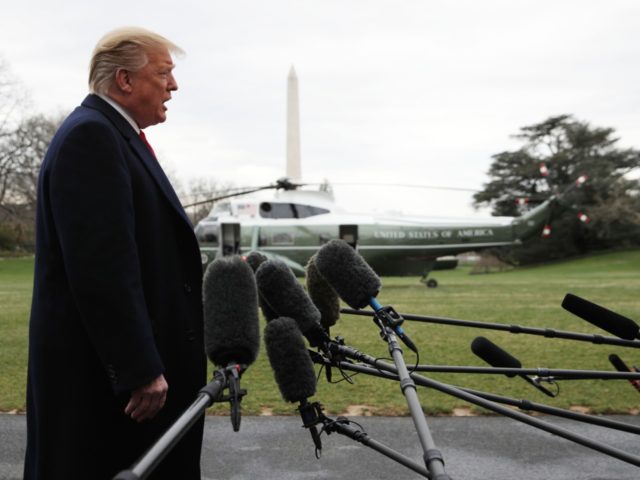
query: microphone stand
[
  {"left": 315, "top": 350, "right": 640, "bottom": 467},
  {"left": 366, "top": 301, "right": 450, "bottom": 480},
  {"left": 405, "top": 364, "right": 640, "bottom": 381},
  {"left": 113, "top": 364, "right": 247, "bottom": 480},
  {"left": 406, "top": 364, "right": 640, "bottom": 398},
  {"left": 297, "top": 397, "right": 430, "bottom": 478},
  {"left": 456, "top": 385, "right": 640, "bottom": 436},
  {"left": 311, "top": 353, "right": 640, "bottom": 436},
  {"left": 342, "top": 308, "right": 640, "bottom": 349}
]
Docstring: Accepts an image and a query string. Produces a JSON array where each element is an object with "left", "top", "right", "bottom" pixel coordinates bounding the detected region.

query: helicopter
[
  {"left": 190, "top": 68, "right": 589, "bottom": 286},
  {"left": 191, "top": 169, "right": 589, "bottom": 287}
]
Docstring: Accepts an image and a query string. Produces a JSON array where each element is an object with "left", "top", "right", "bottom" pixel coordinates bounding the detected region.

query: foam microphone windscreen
[
  {"left": 314, "top": 239, "right": 381, "bottom": 310},
  {"left": 264, "top": 317, "right": 317, "bottom": 402},
  {"left": 244, "top": 251, "right": 278, "bottom": 321},
  {"left": 471, "top": 336, "right": 522, "bottom": 377},
  {"left": 203, "top": 255, "right": 260, "bottom": 366},
  {"left": 245, "top": 251, "right": 268, "bottom": 272},
  {"left": 255, "top": 259, "right": 328, "bottom": 347},
  {"left": 562, "top": 293, "right": 640, "bottom": 340},
  {"left": 305, "top": 255, "right": 340, "bottom": 331}
]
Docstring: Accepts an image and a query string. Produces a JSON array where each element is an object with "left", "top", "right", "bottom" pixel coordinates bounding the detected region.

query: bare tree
[
  {"left": 0, "top": 56, "right": 26, "bottom": 206},
  {"left": 0, "top": 57, "right": 62, "bottom": 250},
  {"left": 0, "top": 56, "right": 30, "bottom": 135},
  {"left": 9, "top": 115, "right": 62, "bottom": 203},
  {"left": 181, "top": 177, "right": 236, "bottom": 225}
]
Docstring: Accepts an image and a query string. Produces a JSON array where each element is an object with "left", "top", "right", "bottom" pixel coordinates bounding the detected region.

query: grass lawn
[
  {"left": 0, "top": 256, "right": 33, "bottom": 412},
  {"left": 2, "top": 249, "right": 640, "bottom": 416}
]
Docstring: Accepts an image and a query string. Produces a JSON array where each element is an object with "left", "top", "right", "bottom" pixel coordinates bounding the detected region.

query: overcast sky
[{"left": 1, "top": 0, "right": 639, "bottom": 217}]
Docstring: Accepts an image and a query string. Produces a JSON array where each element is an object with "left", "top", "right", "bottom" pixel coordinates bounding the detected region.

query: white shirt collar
[{"left": 97, "top": 94, "right": 140, "bottom": 134}]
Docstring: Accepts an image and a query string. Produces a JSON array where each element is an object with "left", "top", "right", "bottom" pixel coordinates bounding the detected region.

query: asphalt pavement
[{"left": 3, "top": 413, "right": 640, "bottom": 479}]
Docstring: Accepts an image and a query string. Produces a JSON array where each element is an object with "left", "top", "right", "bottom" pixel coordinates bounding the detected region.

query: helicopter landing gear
[
  {"left": 419, "top": 275, "right": 438, "bottom": 288},
  {"left": 420, "top": 260, "right": 438, "bottom": 288}
]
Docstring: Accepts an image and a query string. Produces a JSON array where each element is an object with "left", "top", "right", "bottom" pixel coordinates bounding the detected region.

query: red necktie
[{"left": 139, "top": 130, "right": 156, "bottom": 157}]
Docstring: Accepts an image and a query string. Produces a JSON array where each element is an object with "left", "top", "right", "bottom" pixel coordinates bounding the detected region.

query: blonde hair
[{"left": 89, "top": 27, "right": 184, "bottom": 95}]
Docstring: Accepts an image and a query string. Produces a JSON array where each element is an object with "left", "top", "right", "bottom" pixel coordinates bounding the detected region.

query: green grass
[
  {"left": 3, "top": 250, "right": 640, "bottom": 416},
  {"left": 0, "top": 256, "right": 34, "bottom": 411}
]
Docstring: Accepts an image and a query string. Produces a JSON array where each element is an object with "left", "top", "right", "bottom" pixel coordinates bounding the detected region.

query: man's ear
[{"left": 114, "top": 68, "right": 134, "bottom": 94}]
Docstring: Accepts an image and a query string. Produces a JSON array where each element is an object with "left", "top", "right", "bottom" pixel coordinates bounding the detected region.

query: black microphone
[
  {"left": 471, "top": 336, "right": 521, "bottom": 376},
  {"left": 255, "top": 259, "right": 329, "bottom": 348},
  {"left": 243, "top": 251, "right": 279, "bottom": 322},
  {"left": 305, "top": 254, "right": 340, "bottom": 334},
  {"left": 202, "top": 255, "right": 261, "bottom": 431},
  {"left": 314, "top": 239, "right": 417, "bottom": 352},
  {"left": 264, "top": 316, "right": 323, "bottom": 452},
  {"left": 313, "top": 239, "right": 380, "bottom": 310},
  {"left": 244, "top": 250, "right": 268, "bottom": 272},
  {"left": 609, "top": 354, "right": 640, "bottom": 394},
  {"left": 471, "top": 336, "right": 556, "bottom": 397},
  {"left": 203, "top": 255, "right": 260, "bottom": 366},
  {"left": 562, "top": 293, "right": 640, "bottom": 340}
]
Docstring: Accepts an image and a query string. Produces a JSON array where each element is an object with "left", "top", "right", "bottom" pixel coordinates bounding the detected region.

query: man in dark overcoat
[{"left": 24, "top": 27, "right": 206, "bottom": 479}]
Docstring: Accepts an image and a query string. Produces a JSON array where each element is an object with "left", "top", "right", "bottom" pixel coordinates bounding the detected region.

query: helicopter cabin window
[
  {"left": 271, "top": 232, "right": 295, "bottom": 245},
  {"left": 211, "top": 202, "right": 232, "bottom": 216},
  {"left": 259, "top": 202, "right": 330, "bottom": 219}
]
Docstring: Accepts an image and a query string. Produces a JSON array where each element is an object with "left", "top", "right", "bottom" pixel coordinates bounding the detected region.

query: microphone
[
  {"left": 608, "top": 354, "right": 640, "bottom": 393},
  {"left": 471, "top": 336, "right": 556, "bottom": 397},
  {"left": 314, "top": 239, "right": 417, "bottom": 352},
  {"left": 264, "top": 316, "right": 323, "bottom": 452},
  {"left": 313, "top": 239, "right": 380, "bottom": 310},
  {"left": 244, "top": 250, "right": 268, "bottom": 272},
  {"left": 562, "top": 293, "right": 640, "bottom": 340},
  {"left": 305, "top": 254, "right": 340, "bottom": 334},
  {"left": 203, "top": 255, "right": 261, "bottom": 367},
  {"left": 243, "top": 251, "right": 279, "bottom": 322},
  {"left": 255, "top": 259, "right": 329, "bottom": 348},
  {"left": 471, "top": 336, "right": 521, "bottom": 376},
  {"left": 203, "top": 255, "right": 261, "bottom": 431}
]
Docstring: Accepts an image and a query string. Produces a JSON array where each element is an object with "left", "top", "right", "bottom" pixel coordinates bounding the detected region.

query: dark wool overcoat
[{"left": 24, "top": 94, "right": 206, "bottom": 479}]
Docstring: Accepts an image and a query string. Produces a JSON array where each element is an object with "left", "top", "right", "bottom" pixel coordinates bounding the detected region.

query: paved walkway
[{"left": 3, "top": 414, "right": 640, "bottom": 479}]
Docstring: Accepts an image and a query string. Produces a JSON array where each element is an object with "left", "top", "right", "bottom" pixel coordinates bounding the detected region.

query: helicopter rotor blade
[
  {"left": 329, "top": 181, "right": 479, "bottom": 193},
  {"left": 181, "top": 176, "right": 322, "bottom": 209},
  {"left": 182, "top": 185, "right": 277, "bottom": 209},
  {"left": 183, "top": 179, "right": 481, "bottom": 210}
]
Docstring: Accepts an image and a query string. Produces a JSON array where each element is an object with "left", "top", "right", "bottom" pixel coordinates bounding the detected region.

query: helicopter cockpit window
[
  {"left": 272, "top": 232, "right": 294, "bottom": 245},
  {"left": 194, "top": 223, "right": 219, "bottom": 245},
  {"left": 259, "top": 202, "right": 330, "bottom": 219},
  {"left": 211, "top": 202, "right": 232, "bottom": 216}
]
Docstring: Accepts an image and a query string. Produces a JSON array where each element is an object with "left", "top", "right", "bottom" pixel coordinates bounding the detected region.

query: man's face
[{"left": 126, "top": 47, "right": 177, "bottom": 129}]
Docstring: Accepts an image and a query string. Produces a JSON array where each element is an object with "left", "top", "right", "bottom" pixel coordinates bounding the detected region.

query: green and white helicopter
[{"left": 192, "top": 167, "right": 588, "bottom": 286}]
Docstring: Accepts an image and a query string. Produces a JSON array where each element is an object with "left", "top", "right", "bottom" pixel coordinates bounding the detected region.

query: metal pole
[
  {"left": 327, "top": 417, "right": 430, "bottom": 478},
  {"left": 113, "top": 372, "right": 227, "bottom": 480},
  {"left": 324, "top": 354, "right": 640, "bottom": 467},
  {"left": 342, "top": 308, "right": 640, "bottom": 349},
  {"left": 376, "top": 322, "right": 450, "bottom": 479},
  {"left": 406, "top": 364, "right": 640, "bottom": 380},
  {"left": 316, "top": 356, "right": 640, "bottom": 436}
]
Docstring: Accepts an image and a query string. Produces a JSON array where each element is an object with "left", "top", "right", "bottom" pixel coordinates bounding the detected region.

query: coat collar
[{"left": 81, "top": 94, "right": 193, "bottom": 229}]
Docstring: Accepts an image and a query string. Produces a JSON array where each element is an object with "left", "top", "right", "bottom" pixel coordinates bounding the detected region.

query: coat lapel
[{"left": 81, "top": 95, "right": 193, "bottom": 228}]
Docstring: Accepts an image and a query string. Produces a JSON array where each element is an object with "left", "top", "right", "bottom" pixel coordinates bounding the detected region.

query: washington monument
[{"left": 286, "top": 66, "right": 302, "bottom": 181}]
